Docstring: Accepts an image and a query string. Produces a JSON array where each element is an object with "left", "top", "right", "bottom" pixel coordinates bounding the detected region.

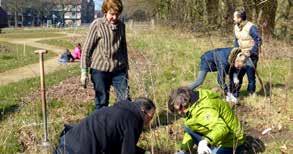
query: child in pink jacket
[{"left": 72, "top": 43, "right": 81, "bottom": 60}]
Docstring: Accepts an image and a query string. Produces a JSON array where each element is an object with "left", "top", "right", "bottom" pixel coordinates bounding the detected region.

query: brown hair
[
  {"left": 102, "top": 0, "right": 123, "bottom": 14},
  {"left": 168, "top": 87, "right": 192, "bottom": 112}
]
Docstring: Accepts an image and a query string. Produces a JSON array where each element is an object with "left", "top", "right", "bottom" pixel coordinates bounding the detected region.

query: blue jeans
[
  {"left": 188, "top": 71, "right": 208, "bottom": 90},
  {"left": 90, "top": 68, "right": 129, "bottom": 110},
  {"left": 184, "top": 126, "right": 244, "bottom": 154},
  {"left": 188, "top": 70, "right": 228, "bottom": 93},
  {"left": 237, "top": 56, "right": 258, "bottom": 94}
]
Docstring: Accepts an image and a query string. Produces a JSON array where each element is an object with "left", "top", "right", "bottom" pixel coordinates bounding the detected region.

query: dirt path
[{"left": 0, "top": 32, "right": 81, "bottom": 86}]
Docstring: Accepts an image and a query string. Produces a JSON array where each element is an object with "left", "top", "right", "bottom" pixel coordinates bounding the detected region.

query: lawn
[
  {"left": 0, "top": 26, "right": 292, "bottom": 153},
  {"left": 37, "top": 39, "right": 75, "bottom": 50},
  {"left": 0, "top": 41, "right": 57, "bottom": 73}
]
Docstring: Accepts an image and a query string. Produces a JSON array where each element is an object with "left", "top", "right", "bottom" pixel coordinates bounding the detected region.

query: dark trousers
[
  {"left": 90, "top": 68, "right": 129, "bottom": 110},
  {"left": 245, "top": 56, "right": 258, "bottom": 94},
  {"left": 235, "top": 56, "right": 258, "bottom": 95},
  {"left": 184, "top": 126, "right": 244, "bottom": 154}
]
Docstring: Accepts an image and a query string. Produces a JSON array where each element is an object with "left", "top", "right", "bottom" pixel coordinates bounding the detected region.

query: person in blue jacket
[{"left": 188, "top": 47, "right": 248, "bottom": 103}]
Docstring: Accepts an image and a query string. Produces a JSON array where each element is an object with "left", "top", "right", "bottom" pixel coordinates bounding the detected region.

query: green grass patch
[
  {"left": 0, "top": 41, "right": 57, "bottom": 73},
  {"left": 37, "top": 39, "right": 75, "bottom": 49},
  {"left": 0, "top": 32, "right": 65, "bottom": 39}
]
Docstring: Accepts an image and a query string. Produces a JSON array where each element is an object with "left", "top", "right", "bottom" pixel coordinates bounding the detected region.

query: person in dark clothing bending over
[{"left": 54, "top": 97, "right": 156, "bottom": 154}]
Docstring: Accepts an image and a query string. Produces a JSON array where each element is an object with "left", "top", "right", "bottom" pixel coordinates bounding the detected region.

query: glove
[
  {"left": 197, "top": 140, "right": 211, "bottom": 154},
  {"left": 226, "top": 92, "right": 239, "bottom": 104},
  {"left": 80, "top": 69, "right": 88, "bottom": 88},
  {"left": 174, "top": 150, "right": 186, "bottom": 154},
  {"left": 230, "top": 94, "right": 239, "bottom": 104},
  {"left": 145, "top": 151, "right": 151, "bottom": 154},
  {"left": 233, "top": 73, "right": 239, "bottom": 85}
]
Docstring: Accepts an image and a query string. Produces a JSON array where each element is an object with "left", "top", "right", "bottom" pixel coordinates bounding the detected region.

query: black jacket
[{"left": 58, "top": 101, "right": 145, "bottom": 154}]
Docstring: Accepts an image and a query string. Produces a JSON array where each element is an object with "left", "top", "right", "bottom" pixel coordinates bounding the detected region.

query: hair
[
  {"left": 234, "top": 8, "right": 247, "bottom": 21},
  {"left": 134, "top": 97, "right": 156, "bottom": 113},
  {"left": 228, "top": 48, "right": 242, "bottom": 64},
  {"left": 235, "top": 53, "right": 248, "bottom": 64},
  {"left": 102, "top": 0, "right": 123, "bottom": 14},
  {"left": 168, "top": 87, "right": 193, "bottom": 112}
]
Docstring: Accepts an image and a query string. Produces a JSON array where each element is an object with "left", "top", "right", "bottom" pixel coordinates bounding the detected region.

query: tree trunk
[
  {"left": 258, "top": 0, "right": 278, "bottom": 40},
  {"left": 205, "top": 0, "right": 219, "bottom": 26},
  {"left": 14, "top": 11, "right": 17, "bottom": 27}
]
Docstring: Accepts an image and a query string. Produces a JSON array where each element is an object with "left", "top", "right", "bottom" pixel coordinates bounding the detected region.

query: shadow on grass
[
  {"left": 0, "top": 103, "right": 19, "bottom": 120},
  {"left": 152, "top": 110, "right": 181, "bottom": 128}
]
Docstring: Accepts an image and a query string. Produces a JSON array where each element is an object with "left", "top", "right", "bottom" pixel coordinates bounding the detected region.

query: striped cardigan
[{"left": 81, "top": 17, "right": 128, "bottom": 72}]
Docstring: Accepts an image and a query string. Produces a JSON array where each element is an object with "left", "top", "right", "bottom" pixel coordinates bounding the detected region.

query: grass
[
  {"left": 0, "top": 32, "right": 65, "bottom": 39},
  {"left": 0, "top": 41, "right": 57, "bottom": 73},
  {"left": 0, "top": 64, "right": 80, "bottom": 153},
  {"left": 37, "top": 39, "right": 75, "bottom": 50},
  {"left": 0, "top": 26, "right": 292, "bottom": 153}
]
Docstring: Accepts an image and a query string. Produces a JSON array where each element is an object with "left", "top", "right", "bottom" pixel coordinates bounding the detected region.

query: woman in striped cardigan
[{"left": 80, "top": 0, "right": 130, "bottom": 110}]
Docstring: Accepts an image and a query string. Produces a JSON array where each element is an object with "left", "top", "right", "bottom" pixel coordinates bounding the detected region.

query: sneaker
[{"left": 249, "top": 93, "right": 256, "bottom": 98}]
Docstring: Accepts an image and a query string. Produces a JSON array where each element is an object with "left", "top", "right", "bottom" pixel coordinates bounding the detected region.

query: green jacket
[{"left": 181, "top": 89, "right": 244, "bottom": 150}]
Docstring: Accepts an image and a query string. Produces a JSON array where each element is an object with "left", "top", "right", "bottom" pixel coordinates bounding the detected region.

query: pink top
[{"left": 72, "top": 47, "right": 81, "bottom": 59}]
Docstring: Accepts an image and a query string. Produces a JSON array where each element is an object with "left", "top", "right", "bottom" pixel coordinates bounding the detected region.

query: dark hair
[
  {"left": 134, "top": 97, "right": 156, "bottom": 113},
  {"left": 235, "top": 8, "right": 247, "bottom": 21},
  {"left": 168, "top": 87, "right": 193, "bottom": 112},
  {"left": 102, "top": 0, "right": 123, "bottom": 14}
]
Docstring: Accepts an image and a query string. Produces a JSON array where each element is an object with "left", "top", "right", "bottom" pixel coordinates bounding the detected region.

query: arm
[
  {"left": 217, "top": 64, "right": 228, "bottom": 93},
  {"left": 181, "top": 132, "right": 195, "bottom": 151},
  {"left": 233, "top": 34, "right": 239, "bottom": 48},
  {"left": 121, "top": 119, "right": 144, "bottom": 154},
  {"left": 202, "top": 110, "right": 230, "bottom": 145},
  {"left": 81, "top": 20, "right": 99, "bottom": 71},
  {"left": 185, "top": 108, "right": 230, "bottom": 146},
  {"left": 249, "top": 26, "right": 262, "bottom": 56}
]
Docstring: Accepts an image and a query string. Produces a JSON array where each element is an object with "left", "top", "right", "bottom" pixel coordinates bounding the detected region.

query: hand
[
  {"left": 175, "top": 150, "right": 186, "bottom": 154},
  {"left": 233, "top": 73, "right": 239, "bottom": 85},
  {"left": 226, "top": 92, "right": 232, "bottom": 102},
  {"left": 197, "top": 140, "right": 211, "bottom": 154},
  {"left": 229, "top": 94, "right": 239, "bottom": 104},
  {"left": 80, "top": 70, "right": 88, "bottom": 89}
]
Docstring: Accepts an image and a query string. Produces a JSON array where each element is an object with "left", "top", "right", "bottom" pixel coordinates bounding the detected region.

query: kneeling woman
[{"left": 168, "top": 87, "right": 245, "bottom": 154}]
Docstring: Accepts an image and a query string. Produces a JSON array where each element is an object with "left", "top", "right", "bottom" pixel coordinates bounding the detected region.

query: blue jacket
[
  {"left": 200, "top": 47, "right": 234, "bottom": 92},
  {"left": 234, "top": 25, "right": 262, "bottom": 56}
]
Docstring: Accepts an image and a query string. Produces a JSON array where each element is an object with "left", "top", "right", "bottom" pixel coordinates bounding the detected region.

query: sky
[{"left": 94, "top": 0, "right": 103, "bottom": 10}]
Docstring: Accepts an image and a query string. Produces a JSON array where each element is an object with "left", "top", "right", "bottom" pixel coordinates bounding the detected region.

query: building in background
[
  {"left": 3, "top": 0, "right": 94, "bottom": 27},
  {"left": 0, "top": 6, "right": 8, "bottom": 31}
]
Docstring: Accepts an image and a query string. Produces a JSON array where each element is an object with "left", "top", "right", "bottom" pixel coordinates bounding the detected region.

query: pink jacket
[{"left": 72, "top": 47, "right": 81, "bottom": 59}]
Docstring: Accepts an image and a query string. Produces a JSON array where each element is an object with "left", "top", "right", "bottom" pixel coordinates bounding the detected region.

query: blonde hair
[
  {"left": 102, "top": 0, "right": 123, "bottom": 14},
  {"left": 235, "top": 53, "right": 248, "bottom": 64}
]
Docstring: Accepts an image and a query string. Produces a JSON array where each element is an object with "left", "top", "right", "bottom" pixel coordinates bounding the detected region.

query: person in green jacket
[{"left": 168, "top": 87, "right": 245, "bottom": 154}]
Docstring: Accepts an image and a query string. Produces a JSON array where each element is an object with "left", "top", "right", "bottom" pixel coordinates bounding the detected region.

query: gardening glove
[
  {"left": 145, "top": 151, "right": 151, "bottom": 154},
  {"left": 174, "top": 150, "right": 186, "bottom": 154},
  {"left": 226, "top": 92, "right": 232, "bottom": 102},
  {"left": 233, "top": 73, "right": 239, "bottom": 85},
  {"left": 80, "top": 68, "right": 88, "bottom": 89},
  {"left": 197, "top": 140, "right": 211, "bottom": 154}
]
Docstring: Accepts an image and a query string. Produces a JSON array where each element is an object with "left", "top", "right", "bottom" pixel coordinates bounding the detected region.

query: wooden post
[{"left": 34, "top": 49, "right": 51, "bottom": 151}]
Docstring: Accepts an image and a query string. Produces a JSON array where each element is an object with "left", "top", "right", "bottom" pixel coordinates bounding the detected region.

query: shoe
[{"left": 249, "top": 93, "right": 256, "bottom": 98}]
